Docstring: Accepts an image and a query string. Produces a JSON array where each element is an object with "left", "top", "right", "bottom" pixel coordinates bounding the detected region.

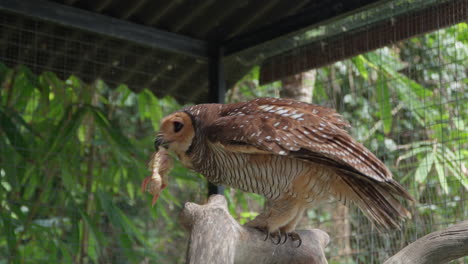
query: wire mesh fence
[
  {"left": 0, "top": 1, "right": 467, "bottom": 264},
  {"left": 254, "top": 25, "right": 467, "bottom": 264}
]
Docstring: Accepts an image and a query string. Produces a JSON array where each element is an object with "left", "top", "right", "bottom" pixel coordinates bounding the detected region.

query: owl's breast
[{"left": 198, "top": 146, "right": 311, "bottom": 200}]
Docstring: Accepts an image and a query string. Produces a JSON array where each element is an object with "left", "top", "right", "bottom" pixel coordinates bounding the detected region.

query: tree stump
[{"left": 180, "top": 195, "right": 329, "bottom": 264}]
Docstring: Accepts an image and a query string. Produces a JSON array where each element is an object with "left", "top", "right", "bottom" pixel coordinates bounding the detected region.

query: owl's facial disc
[{"left": 156, "top": 112, "right": 195, "bottom": 156}]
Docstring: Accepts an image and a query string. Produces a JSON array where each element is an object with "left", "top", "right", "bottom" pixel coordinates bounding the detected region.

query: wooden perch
[
  {"left": 384, "top": 220, "right": 468, "bottom": 264},
  {"left": 180, "top": 195, "right": 329, "bottom": 264}
]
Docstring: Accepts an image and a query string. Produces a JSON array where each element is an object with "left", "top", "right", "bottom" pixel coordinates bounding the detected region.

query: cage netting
[
  {"left": 251, "top": 1, "right": 467, "bottom": 263},
  {"left": 0, "top": 0, "right": 467, "bottom": 263}
]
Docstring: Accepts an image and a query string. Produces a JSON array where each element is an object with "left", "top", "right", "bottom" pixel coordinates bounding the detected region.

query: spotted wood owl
[{"left": 154, "top": 97, "right": 413, "bottom": 243}]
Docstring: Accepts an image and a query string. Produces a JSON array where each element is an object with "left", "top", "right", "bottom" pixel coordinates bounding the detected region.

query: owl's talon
[
  {"left": 270, "top": 230, "right": 282, "bottom": 245},
  {"left": 281, "top": 232, "right": 288, "bottom": 244},
  {"left": 296, "top": 238, "right": 302, "bottom": 248},
  {"left": 252, "top": 226, "right": 270, "bottom": 241},
  {"left": 288, "top": 232, "right": 302, "bottom": 248}
]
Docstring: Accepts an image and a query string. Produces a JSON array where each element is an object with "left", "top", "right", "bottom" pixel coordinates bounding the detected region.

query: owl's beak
[{"left": 154, "top": 135, "right": 169, "bottom": 150}]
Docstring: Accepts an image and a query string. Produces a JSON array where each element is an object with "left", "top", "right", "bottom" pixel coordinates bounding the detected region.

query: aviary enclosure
[{"left": 0, "top": 0, "right": 466, "bottom": 263}]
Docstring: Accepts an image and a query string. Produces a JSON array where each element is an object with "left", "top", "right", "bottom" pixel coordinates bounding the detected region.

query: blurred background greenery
[{"left": 0, "top": 21, "right": 467, "bottom": 264}]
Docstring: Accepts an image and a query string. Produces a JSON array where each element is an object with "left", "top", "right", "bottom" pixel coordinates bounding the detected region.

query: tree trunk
[
  {"left": 181, "top": 195, "right": 330, "bottom": 264},
  {"left": 280, "top": 71, "right": 315, "bottom": 102},
  {"left": 384, "top": 220, "right": 468, "bottom": 264}
]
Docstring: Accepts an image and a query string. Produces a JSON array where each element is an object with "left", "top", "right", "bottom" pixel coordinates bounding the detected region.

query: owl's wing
[
  {"left": 206, "top": 98, "right": 413, "bottom": 229},
  {"left": 206, "top": 97, "right": 392, "bottom": 184}
]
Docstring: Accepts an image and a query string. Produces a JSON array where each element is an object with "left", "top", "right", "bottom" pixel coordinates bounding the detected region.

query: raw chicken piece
[{"left": 141, "top": 147, "right": 173, "bottom": 206}]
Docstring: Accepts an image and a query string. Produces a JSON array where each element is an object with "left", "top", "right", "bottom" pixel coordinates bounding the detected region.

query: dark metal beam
[
  {"left": 0, "top": 0, "right": 209, "bottom": 60},
  {"left": 207, "top": 45, "right": 226, "bottom": 196},
  {"left": 222, "top": 0, "right": 383, "bottom": 56}
]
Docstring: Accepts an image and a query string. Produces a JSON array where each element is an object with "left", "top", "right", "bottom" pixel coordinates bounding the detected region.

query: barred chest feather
[{"left": 191, "top": 143, "right": 336, "bottom": 202}]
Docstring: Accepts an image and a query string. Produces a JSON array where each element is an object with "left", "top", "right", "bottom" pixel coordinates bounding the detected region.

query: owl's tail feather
[{"left": 340, "top": 176, "right": 413, "bottom": 230}]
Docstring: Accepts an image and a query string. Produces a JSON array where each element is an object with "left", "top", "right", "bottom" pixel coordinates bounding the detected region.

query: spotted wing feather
[{"left": 208, "top": 98, "right": 389, "bottom": 181}]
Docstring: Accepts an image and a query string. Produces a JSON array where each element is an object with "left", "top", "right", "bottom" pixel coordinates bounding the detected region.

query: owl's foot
[
  {"left": 254, "top": 228, "right": 301, "bottom": 247},
  {"left": 251, "top": 226, "right": 285, "bottom": 245},
  {"left": 245, "top": 205, "right": 300, "bottom": 245}
]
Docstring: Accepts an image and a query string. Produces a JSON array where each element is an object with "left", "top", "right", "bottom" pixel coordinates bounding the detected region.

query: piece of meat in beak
[{"left": 141, "top": 147, "right": 173, "bottom": 206}]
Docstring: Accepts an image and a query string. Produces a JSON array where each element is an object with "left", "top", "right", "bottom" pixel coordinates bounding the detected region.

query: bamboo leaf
[
  {"left": 23, "top": 167, "right": 39, "bottom": 199},
  {"left": 146, "top": 90, "right": 163, "bottom": 130},
  {"left": 3, "top": 107, "right": 39, "bottom": 138},
  {"left": 138, "top": 90, "right": 163, "bottom": 130},
  {"left": 78, "top": 209, "right": 107, "bottom": 250},
  {"left": 376, "top": 75, "right": 392, "bottom": 134},
  {"left": 96, "top": 190, "right": 143, "bottom": 260},
  {"left": 1, "top": 211, "right": 19, "bottom": 263},
  {"left": 363, "top": 52, "right": 434, "bottom": 126},
  {"left": 12, "top": 66, "right": 38, "bottom": 110},
  {"left": 434, "top": 155, "right": 449, "bottom": 193},
  {"left": 440, "top": 148, "right": 468, "bottom": 189},
  {"left": 153, "top": 202, "right": 171, "bottom": 222},
  {"left": 0, "top": 107, "right": 30, "bottom": 159},
  {"left": 119, "top": 211, "right": 147, "bottom": 245},
  {"left": 159, "top": 189, "right": 181, "bottom": 208},
  {"left": 365, "top": 52, "right": 432, "bottom": 98},
  {"left": 352, "top": 55, "right": 369, "bottom": 80},
  {"left": 445, "top": 161, "right": 468, "bottom": 190},
  {"left": 86, "top": 228, "right": 99, "bottom": 262},
  {"left": 61, "top": 166, "right": 77, "bottom": 192},
  {"left": 0, "top": 137, "right": 22, "bottom": 190},
  {"left": 116, "top": 84, "right": 132, "bottom": 105},
  {"left": 396, "top": 146, "right": 431, "bottom": 165},
  {"left": 414, "top": 151, "right": 434, "bottom": 183},
  {"left": 88, "top": 106, "right": 143, "bottom": 159},
  {"left": 43, "top": 106, "right": 86, "bottom": 161},
  {"left": 455, "top": 23, "right": 468, "bottom": 44}
]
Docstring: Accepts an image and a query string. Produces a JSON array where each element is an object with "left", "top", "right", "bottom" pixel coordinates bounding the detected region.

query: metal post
[{"left": 207, "top": 45, "right": 225, "bottom": 196}]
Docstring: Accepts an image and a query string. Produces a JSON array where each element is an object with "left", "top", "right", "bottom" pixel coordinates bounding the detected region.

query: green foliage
[
  {"left": 0, "top": 66, "right": 204, "bottom": 263},
  {"left": 0, "top": 21, "right": 466, "bottom": 264},
  {"left": 316, "top": 23, "right": 467, "bottom": 263}
]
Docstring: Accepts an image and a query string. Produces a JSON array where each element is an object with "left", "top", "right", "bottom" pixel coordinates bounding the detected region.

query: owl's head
[{"left": 155, "top": 112, "right": 195, "bottom": 157}]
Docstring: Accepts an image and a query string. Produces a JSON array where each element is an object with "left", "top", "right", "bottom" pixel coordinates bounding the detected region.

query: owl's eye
[{"left": 173, "top": 121, "right": 184, "bottom": 133}]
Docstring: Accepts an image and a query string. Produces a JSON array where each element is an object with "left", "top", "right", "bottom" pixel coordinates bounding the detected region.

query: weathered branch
[
  {"left": 385, "top": 220, "right": 468, "bottom": 264},
  {"left": 180, "top": 195, "right": 329, "bottom": 264}
]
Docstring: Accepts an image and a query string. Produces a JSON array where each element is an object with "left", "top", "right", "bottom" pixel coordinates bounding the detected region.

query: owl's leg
[
  {"left": 245, "top": 198, "right": 299, "bottom": 244},
  {"left": 278, "top": 207, "right": 305, "bottom": 246}
]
